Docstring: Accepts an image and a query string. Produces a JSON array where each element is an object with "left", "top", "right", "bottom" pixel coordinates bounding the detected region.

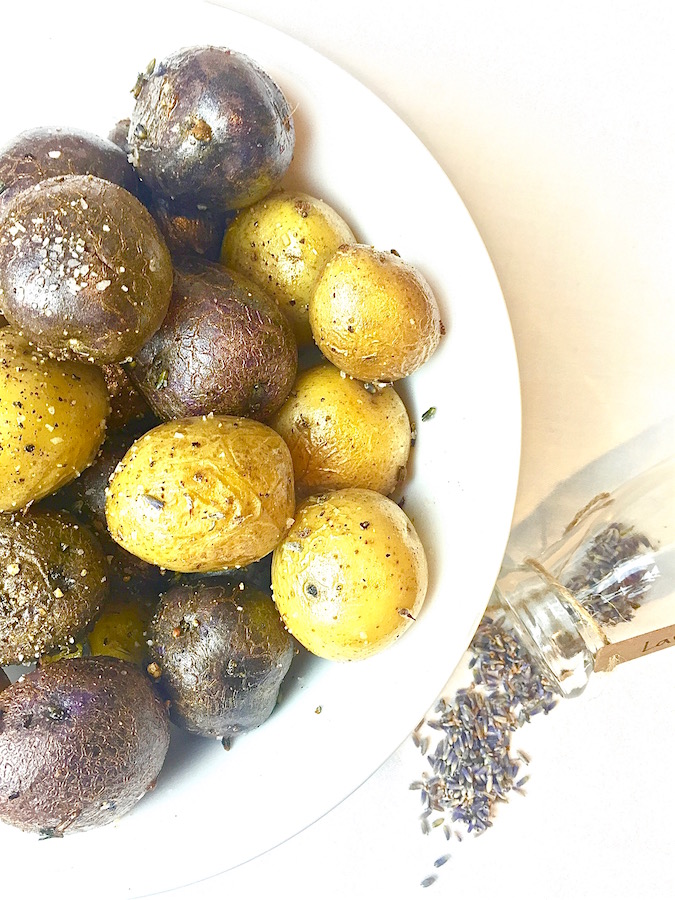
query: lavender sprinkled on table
[{"left": 412, "top": 515, "right": 659, "bottom": 887}]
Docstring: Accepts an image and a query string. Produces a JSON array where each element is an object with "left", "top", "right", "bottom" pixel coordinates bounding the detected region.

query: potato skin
[
  {"left": 0, "top": 174, "right": 173, "bottom": 363},
  {"left": 270, "top": 362, "right": 411, "bottom": 498},
  {"left": 0, "top": 328, "right": 109, "bottom": 511},
  {"left": 148, "top": 581, "right": 293, "bottom": 738},
  {"left": 0, "top": 656, "right": 170, "bottom": 834},
  {"left": 0, "top": 126, "right": 139, "bottom": 211},
  {"left": 271, "top": 488, "right": 428, "bottom": 660},
  {"left": 221, "top": 190, "right": 356, "bottom": 345},
  {"left": 128, "top": 46, "right": 295, "bottom": 211},
  {"left": 105, "top": 416, "right": 295, "bottom": 573},
  {"left": 309, "top": 244, "right": 442, "bottom": 382},
  {"left": 0, "top": 509, "right": 108, "bottom": 665},
  {"left": 130, "top": 258, "right": 297, "bottom": 421}
]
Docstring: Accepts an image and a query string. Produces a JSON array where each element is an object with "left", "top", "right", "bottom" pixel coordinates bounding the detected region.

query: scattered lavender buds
[
  {"left": 413, "top": 517, "right": 658, "bottom": 886},
  {"left": 413, "top": 614, "right": 557, "bottom": 885}
]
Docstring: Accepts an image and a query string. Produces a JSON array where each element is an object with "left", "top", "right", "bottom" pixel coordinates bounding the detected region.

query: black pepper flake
[
  {"left": 24, "top": 444, "right": 35, "bottom": 453},
  {"left": 306, "top": 583, "right": 318, "bottom": 597},
  {"left": 360, "top": 521, "right": 370, "bottom": 530}
]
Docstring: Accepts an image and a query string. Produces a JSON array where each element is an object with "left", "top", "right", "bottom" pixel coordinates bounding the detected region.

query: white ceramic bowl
[{"left": 0, "top": 2, "right": 520, "bottom": 896}]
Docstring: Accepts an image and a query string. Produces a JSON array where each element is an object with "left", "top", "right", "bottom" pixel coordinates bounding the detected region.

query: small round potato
[
  {"left": 129, "top": 258, "right": 297, "bottom": 422},
  {"left": 221, "top": 190, "right": 356, "bottom": 345},
  {"left": 0, "top": 125, "right": 139, "bottom": 211},
  {"left": 0, "top": 508, "right": 109, "bottom": 665},
  {"left": 271, "top": 488, "right": 428, "bottom": 661},
  {"left": 128, "top": 46, "right": 295, "bottom": 211},
  {"left": 309, "top": 244, "right": 443, "bottom": 382},
  {"left": 0, "top": 328, "right": 109, "bottom": 511},
  {"left": 0, "top": 174, "right": 173, "bottom": 363},
  {"left": 270, "top": 362, "right": 411, "bottom": 498},
  {"left": 0, "top": 657, "right": 170, "bottom": 834},
  {"left": 105, "top": 416, "right": 295, "bottom": 573},
  {"left": 148, "top": 580, "right": 293, "bottom": 738}
]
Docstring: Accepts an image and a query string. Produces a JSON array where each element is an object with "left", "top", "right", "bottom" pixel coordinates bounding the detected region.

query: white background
[
  {"left": 194, "top": 2, "right": 675, "bottom": 899},
  {"left": 4, "top": 2, "right": 675, "bottom": 898}
]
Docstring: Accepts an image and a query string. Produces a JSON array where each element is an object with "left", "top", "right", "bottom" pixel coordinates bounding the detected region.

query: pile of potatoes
[{"left": 0, "top": 45, "right": 443, "bottom": 836}]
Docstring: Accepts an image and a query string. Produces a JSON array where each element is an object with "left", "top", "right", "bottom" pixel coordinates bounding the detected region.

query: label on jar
[{"left": 594, "top": 623, "right": 675, "bottom": 671}]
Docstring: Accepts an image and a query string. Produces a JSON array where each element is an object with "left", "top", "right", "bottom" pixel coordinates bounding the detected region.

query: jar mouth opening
[{"left": 493, "top": 566, "right": 607, "bottom": 699}]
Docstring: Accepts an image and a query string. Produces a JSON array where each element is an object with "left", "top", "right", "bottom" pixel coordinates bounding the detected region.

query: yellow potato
[
  {"left": 88, "top": 598, "right": 151, "bottom": 666},
  {"left": 270, "top": 362, "right": 411, "bottom": 498},
  {"left": 271, "top": 488, "right": 428, "bottom": 660},
  {"left": 0, "top": 327, "right": 109, "bottom": 511},
  {"left": 105, "top": 415, "right": 295, "bottom": 573},
  {"left": 221, "top": 189, "right": 356, "bottom": 345},
  {"left": 309, "top": 244, "right": 442, "bottom": 382}
]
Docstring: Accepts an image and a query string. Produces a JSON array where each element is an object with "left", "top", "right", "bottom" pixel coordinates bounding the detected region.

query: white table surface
[{"left": 170, "top": 2, "right": 673, "bottom": 898}]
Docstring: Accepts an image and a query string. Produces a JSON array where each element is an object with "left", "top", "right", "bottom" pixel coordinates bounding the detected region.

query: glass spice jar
[{"left": 490, "top": 457, "right": 675, "bottom": 698}]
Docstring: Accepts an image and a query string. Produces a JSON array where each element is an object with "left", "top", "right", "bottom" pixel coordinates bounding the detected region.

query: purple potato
[
  {"left": 0, "top": 126, "right": 138, "bottom": 211},
  {"left": 0, "top": 509, "right": 108, "bottom": 666},
  {"left": 148, "top": 580, "right": 293, "bottom": 739},
  {"left": 130, "top": 257, "right": 297, "bottom": 421},
  {"left": 0, "top": 656, "right": 170, "bottom": 834},
  {"left": 128, "top": 46, "right": 295, "bottom": 211},
  {"left": 0, "top": 174, "right": 173, "bottom": 363}
]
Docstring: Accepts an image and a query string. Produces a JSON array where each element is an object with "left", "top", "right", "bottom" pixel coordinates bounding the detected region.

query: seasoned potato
[
  {"left": 271, "top": 488, "right": 428, "bottom": 660},
  {"left": 129, "top": 258, "right": 297, "bottom": 421},
  {"left": 148, "top": 580, "right": 293, "bottom": 738},
  {"left": 221, "top": 190, "right": 356, "bottom": 345},
  {"left": 105, "top": 416, "right": 295, "bottom": 573},
  {"left": 0, "top": 657, "right": 169, "bottom": 834},
  {"left": 0, "top": 126, "right": 139, "bottom": 211},
  {"left": 309, "top": 244, "right": 443, "bottom": 382},
  {"left": 0, "top": 509, "right": 108, "bottom": 665},
  {"left": 270, "top": 362, "right": 411, "bottom": 498},
  {"left": 0, "top": 174, "right": 173, "bottom": 363},
  {"left": 0, "top": 328, "right": 109, "bottom": 511},
  {"left": 128, "top": 46, "right": 295, "bottom": 211}
]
